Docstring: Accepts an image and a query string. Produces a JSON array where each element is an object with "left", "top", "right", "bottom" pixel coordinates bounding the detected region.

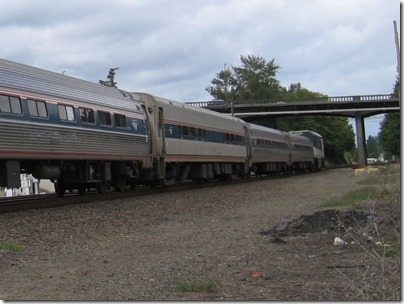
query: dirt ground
[{"left": 0, "top": 166, "right": 400, "bottom": 300}]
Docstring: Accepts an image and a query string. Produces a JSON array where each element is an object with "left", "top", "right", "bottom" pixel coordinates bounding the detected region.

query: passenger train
[{"left": 0, "top": 58, "right": 325, "bottom": 196}]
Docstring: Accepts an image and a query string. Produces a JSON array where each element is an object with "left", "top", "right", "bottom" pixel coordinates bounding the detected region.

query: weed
[
  {"left": 223, "top": 214, "right": 243, "bottom": 221},
  {"left": 0, "top": 242, "right": 24, "bottom": 252},
  {"left": 357, "top": 175, "right": 398, "bottom": 186},
  {"left": 317, "top": 187, "right": 378, "bottom": 208}
]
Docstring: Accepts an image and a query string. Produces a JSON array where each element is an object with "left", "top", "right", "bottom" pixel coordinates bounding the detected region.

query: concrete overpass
[{"left": 186, "top": 94, "right": 400, "bottom": 166}]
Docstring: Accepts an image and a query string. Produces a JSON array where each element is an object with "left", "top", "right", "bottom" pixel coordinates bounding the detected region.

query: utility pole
[
  {"left": 224, "top": 63, "right": 228, "bottom": 102},
  {"left": 393, "top": 20, "right": 400, "bottom": 89}
]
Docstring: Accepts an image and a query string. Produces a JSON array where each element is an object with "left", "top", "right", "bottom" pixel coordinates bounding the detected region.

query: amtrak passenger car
[
  {"left": 0, "top": 59, "right": 151, "bottom": 195},
  {"left": 133, "top": 92, "right": 250, "bottom": 182},
  {"left": 289, "top": 130, "right": 325, "bottom": 170},
  {"left": 0, "top": 58, "right": 324, "bottom": 196}
]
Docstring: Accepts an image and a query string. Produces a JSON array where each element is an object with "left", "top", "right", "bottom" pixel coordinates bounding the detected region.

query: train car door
[
  {"left": 144, "top": 103, "right": 165, "bottom": 181},
  {"left": 244, "top": 125, "right": 253, "bottom": 172},
  {"left": 284, "top": 132, "right": 292, "bottom": 167},
  {"left": 156, "top": 107, "right": 166, "bottom": 178}
]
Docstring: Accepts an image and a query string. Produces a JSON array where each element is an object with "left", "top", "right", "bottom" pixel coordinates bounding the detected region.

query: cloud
[{"left": 0, "top": 0, "right": 399, "bottom": 103}]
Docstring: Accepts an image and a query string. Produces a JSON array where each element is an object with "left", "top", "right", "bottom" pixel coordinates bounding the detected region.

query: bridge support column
[{"left": 355, "top": 114, "right": 367, "bottom": 166}]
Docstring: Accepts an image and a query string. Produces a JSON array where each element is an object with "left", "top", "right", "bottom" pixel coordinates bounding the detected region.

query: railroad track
[{"left": 0, "top": 166, "right": 349, "bottom": 214}]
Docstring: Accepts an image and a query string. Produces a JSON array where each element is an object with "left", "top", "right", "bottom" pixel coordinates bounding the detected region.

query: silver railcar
[
  {"left": 289, "top": 130, "right": 325, "bottom": 170},
  {"left": 288, "top": 132, "right": 315, "bottom": 170},
  {"left": 0, "top": 58, "right": 151, "bottom": 195},
  {"left": 0, "top": 58, "right": 324, "bottom": 196},
  {"left": 133, "top": 92, "right": 250, "bottom": 182},
  {"left": 247, "top": 123, "right": 290, "bottom": 174}
]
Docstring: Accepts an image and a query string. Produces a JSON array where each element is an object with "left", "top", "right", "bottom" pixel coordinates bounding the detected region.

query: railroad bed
[
  {"left": 1, "top": 166, "right": 398, "bottom": 300},
  {"left": 0, "top": 168, "right": 340, "bottom": 213}
]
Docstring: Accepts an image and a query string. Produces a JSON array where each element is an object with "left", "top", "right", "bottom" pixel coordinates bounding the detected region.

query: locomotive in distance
[{"left": 0, "top": 58, "right": 325, "bottom": 196}]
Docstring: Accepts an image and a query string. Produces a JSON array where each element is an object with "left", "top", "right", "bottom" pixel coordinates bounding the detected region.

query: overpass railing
[{"left": 186, "top": 94, "right": 398, "bottom": 108}]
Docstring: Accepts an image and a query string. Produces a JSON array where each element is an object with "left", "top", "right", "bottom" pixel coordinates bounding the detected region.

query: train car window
[
  {"left": 99, "top": 111, "right": 112, "bottom": 126},
  {"left": 181, "top": 126, "right": 189, "bottom": 136},
  {"left": 28, "top": 99, "right": 48, "bottom": 118},
  {"left": 190, "top": 127, "right": 196, "bottom": 137},
  {"left": 197, "top": 128, "right": 205, "bottom": 139},
  {"left": 0, "top": 95, "right": 22, "bottom": 114},
  {"left": 0, "top": 94, "right": 11, "bottom": 112},
  {"left": 79, "top": 108, "right": 95, "bottom": 124},
  {"left": 58, "top": 105, "right": 75, "bottom": 121},
  {"left": 58, "top": 106, "right": 67, "bottom": 120},
  {"left": 10, "top": 97, "right": 22, "bottom": 114},
  {"left": 66, "top": 106, "right": 75, "bottom": 121},
  {"left": 27, "top": 100, "right": 38, "bottom": 116},
  {"left": 114, "top": 113, "right": 127, "bottom": 128}
]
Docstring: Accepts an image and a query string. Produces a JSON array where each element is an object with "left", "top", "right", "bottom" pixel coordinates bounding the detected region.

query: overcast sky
[{"left": 0, "top": 0, "right": 400, "bottom": 136}]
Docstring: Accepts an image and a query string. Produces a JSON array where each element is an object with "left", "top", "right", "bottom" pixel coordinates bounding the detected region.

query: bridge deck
[{"left": 186, "top": 94, "right": 400, "bottom": 118}]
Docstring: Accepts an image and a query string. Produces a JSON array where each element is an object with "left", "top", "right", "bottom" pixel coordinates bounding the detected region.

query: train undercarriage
[{"left": 0, "top": 157, "right": 318, "bottom": 197}]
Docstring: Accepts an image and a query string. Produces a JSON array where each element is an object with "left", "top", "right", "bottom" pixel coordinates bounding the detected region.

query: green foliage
[
  {"left": 357, "top": 175, "right": 398, "bottom": 186},
  {"left": 379, "top": 113, "right": 400, "bottom": 157},
  {"left": 283, "top": 82, "right": 326, "bottom": 99},
  {"left": 223, "top": 214, "right": 244, "bottom": 221},
  {"left": 367, "top": 243, "right": 401, "bottom": 258},
  {"left": 206, "top": 54, "right": 282, "bottom": 100},
  {"left": 378, "top": 75, "right": 400, "bottom": 157},
  {"left": 317, "top": 187, "right": 378, "bottom": 208},
  {"left": 366, "top": 135, "right": 381, "bottom": 158},
  {"left": 0, "top": 241, "right": 24, "bottom": 252}
]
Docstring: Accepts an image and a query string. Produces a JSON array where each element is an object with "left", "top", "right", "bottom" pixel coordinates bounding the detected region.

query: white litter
[{"left": 333, "top": 237, "right": 347, "bottom": 245}]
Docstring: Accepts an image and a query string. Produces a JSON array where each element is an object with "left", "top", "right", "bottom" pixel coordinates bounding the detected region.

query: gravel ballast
[{"left": 0, "top": 168, "right": 392, "bottom": 300}]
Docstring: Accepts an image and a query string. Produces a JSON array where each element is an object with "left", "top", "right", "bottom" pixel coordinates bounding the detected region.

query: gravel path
[{"left": 0, "top": 168, "right": 384, "bottom": 300}]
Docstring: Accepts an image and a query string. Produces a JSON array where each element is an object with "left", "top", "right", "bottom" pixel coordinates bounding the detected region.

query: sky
[{"left": 0, "top": 0, "right": 400, "bottom": 137}]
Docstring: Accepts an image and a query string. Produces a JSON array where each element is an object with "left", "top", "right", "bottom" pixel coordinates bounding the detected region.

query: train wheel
[
  {"left": 54, "top": 178, "right": 66, "bottom": 197},
  {"left": 78, "top": 186, "right": 86, "bottom": 195},
  {"left": 114, "top": 178, "right": 127, "bottom": 192},
  {"left": 97, "top": 181, "right": 107, "bottom": 194}
]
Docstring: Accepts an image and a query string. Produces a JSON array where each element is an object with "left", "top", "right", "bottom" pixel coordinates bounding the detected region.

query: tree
[
  {"left": 206, "top": 55, "right": 282, "bottom": 101},
  {"left": 379, "top": 113, "right": 400, "bottom": 157},
  {"left": 366, "top": 135, "right": 381, "bottom": 159},
  {"left": 379, "top": 76, "right": 400, "bottom": 158},
  {"left": 283, "top": 82, "right": 326, "bottom": 99}
]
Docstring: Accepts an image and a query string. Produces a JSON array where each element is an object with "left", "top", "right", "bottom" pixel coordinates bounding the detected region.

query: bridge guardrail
[{"left": 186, "top": 94, "right": 398, "bottom": 108}]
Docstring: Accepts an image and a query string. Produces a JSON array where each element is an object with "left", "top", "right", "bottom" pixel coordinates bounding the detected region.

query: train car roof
[
  {"left": 247, "top": 122, "right": 287, "bottom": 135},
  {"left": 289, "top": 130, "right": 323, "bottom": 138},
  {"left": 132, "top": 92, "right": 248, "bottom": 124},
  {"left": 0, "top": 58, "right": 143, "bottom": 112}
]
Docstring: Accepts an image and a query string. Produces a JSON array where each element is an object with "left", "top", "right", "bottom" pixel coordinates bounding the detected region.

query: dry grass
[{"left": 325, "top": 170, "right": 401, "bottom": 300}]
